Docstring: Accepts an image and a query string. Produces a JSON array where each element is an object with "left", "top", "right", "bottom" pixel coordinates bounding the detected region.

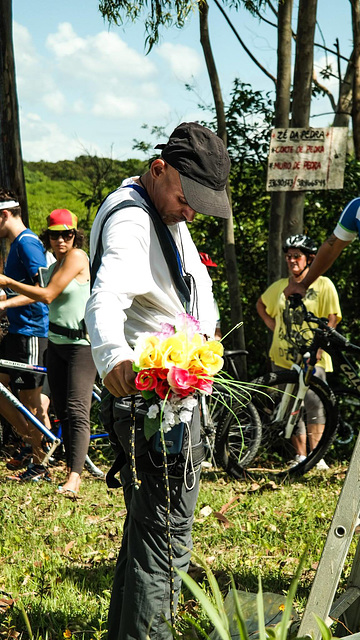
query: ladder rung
[{"left": 330, "top": 587, "right": 360, "bottom": 618}]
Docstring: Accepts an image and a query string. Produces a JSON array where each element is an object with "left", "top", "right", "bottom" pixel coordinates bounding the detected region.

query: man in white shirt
[{"left": 85, "top": 122, "right": 231, "bottom": 640}]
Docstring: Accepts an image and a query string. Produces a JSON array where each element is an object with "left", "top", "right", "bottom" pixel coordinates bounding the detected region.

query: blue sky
[{"left": 13, "top": 0, "right": 353, "bottom": 162}]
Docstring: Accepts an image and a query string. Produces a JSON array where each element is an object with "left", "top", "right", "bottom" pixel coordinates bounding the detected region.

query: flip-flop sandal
[{"left": 57, "top": 485, "right": 79, "bottom": 500}]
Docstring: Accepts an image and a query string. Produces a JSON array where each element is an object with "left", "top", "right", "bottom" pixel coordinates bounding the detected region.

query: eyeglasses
[
  {"left": 285, "top": 252, "right": 304, "bottom": 261},
  {"left": 48, "top": 229, "right": 76, "bottom": 241}
]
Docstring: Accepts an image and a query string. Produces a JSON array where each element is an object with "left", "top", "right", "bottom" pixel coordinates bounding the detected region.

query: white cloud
[
  {"left": 45, "top": 22, "right": 86, "bottom": 58},
  {"left": 46, "top": 23, "right": 156, "bottom": 81},
  {"left": 73, "top": 99, "right": 86, "bottom": 114},
  {"left": 42, "top": 90, "right": 66, "bottom": 114},
  {"left": 156, "top": 42, "right": 203, "bottom": 81},
  {"left": 13, "top": 20, "right": 205, "bottom": 160},
  {"left": 20, "top": 112, "right": 99, "bottom": 161},
  {"left": 92, "top": 94, "right": 140, "bottom": 118},
  {"left": 14, "top": 22, "right": 55, "bottom": 102},
  {"left": 92, "top": 91, "right": 171, "bottom": 120}
]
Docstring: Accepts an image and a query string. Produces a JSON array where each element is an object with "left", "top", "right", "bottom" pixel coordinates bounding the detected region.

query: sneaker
[
  {"left": 288, "top": 454, "right": 307, "bottom": 468},
  {"left": 6, "top": 463, "right": 51, "bottom": 482},
  {"left": 6, "top": 444, "right": 32, "bottom": 470},
  {"left": 315, "top": 458, "right": 329, "bottom": 471}
]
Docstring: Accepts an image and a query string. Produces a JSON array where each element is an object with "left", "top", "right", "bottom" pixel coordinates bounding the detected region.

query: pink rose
[
  {"left": 175, "top": 313, "right": 201, "bottom": 340},
  {"left": 194, "top": 377, "right": 213, "bottom": 394},
  {"left": 155, "top": 323, "right": 175, "bottom": 340},
  {"left": 167, "top": 367, "right": 198, "bottom": 396},
  {"left": 135, "top": 370, "right": 158, "bottom": 392}
]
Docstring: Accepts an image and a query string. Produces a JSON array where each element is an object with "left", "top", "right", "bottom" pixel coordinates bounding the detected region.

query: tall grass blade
[
  {"left": 178, "top": 570, "right": 230, "bottom": 640},
  {"left": 278, "top": 549, "right": 307, "bottom": 640},
  {"left": 256, "top": 576, "right": 267, "bottom": 640},
  {"left": 19, "top": 600, "right": 33, "bottom": 640},
  {"left": 230, "top": 575, "right": 249, "bottom": 640},
  {"left": 190, "top": 550, "right": 229, "bottom": 629},
  {"left": 313, "top": 614, "right": 332, "bottom": 640}
]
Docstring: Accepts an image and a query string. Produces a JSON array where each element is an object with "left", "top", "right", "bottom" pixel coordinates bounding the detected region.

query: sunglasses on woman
[
  {"left": 48, "top": 229, "right": 76, "bottom": 241},
  {"left": 285, "top": 252, "right": 304, "bottom": 261}
]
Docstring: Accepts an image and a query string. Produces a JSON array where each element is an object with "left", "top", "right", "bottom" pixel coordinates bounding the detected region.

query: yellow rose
[
  {"left": 160, "top": 332, "right": 197, "bottom": 369},
  {"left": 137, "top": 335, "right": 163, "bottom": 369},
  {"left": 189, "top": 340, "right": 224, "bottom": 376}
]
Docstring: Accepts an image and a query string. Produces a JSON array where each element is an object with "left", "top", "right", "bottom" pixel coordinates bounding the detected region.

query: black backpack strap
[{"left": 90, "top": 197, "right": 190, "bottom": 311}]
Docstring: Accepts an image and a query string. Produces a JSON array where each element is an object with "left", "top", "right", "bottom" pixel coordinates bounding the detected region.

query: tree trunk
[
  {"left": 352, "top": 0, "right": 360, "bottom": 158},
  {"left": 268, "top": 0, "right": 293, "bottom": 284},
  {"left": 284, "top": 0, "right": 318, "bottom": 238},
  {"left": 0, "top": 0, "right": 28, "bottom": 225},
  {"left": 333, "top": 50, "right": 354, "bottom": 128},
  {"left": 199, "top": 0, "right": 247, "bottom": 378}
]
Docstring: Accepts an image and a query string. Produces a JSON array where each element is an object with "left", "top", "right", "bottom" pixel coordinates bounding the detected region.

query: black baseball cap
[{"left": 155, "top": 122, "right": 231, "bottom": 219}]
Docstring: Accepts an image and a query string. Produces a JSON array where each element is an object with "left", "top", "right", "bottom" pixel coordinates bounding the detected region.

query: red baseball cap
[
  {"left": 47, "top": 209, "right": 78, "bottom": 230},
  {"left": 199, "top": 252, "right": 218, "bottom": 267}
]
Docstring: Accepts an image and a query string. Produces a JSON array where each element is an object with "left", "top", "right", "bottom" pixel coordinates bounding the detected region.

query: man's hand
[
  {"left": 104, "top": 360, "right": 137, "bottom": 397},
  {"left": 283, "top": 280, "right": 307, "bottom": 299}
]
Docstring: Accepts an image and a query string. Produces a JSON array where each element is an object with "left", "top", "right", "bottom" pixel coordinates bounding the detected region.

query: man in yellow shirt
[{"left": 257, "top": 235, "right": 342, "bottom": 469}]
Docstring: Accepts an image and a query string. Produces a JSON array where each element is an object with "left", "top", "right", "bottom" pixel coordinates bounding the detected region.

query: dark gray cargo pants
[{"left": 107, "top": 410, "right": 201, "bottom": 640}]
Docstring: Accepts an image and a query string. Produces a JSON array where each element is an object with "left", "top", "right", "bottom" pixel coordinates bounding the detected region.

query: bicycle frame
[
  {"left": 323, "top": 343, "right": 360, "bottom": 392},
  {"left": 0, "top": 382, "right": 61, "bottom": 464},
  {"left": 286, "top": 297, "right": 360, "bottom": 431},
  {"left": 0, "top": 359, "right": 106, "bottom": 474},
  {"left": 272, "top": 363, "right": 313, "bottom": 439}
]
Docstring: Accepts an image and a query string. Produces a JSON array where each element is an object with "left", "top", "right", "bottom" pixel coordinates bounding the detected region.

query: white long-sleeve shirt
[{"left": 85, "top": 178, "right": 217, "bottom": 380}]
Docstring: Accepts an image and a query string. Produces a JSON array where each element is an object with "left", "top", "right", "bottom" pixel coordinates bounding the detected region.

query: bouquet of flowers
[{"left": 132, "top": 313, "right": 224, "bottom": 439}]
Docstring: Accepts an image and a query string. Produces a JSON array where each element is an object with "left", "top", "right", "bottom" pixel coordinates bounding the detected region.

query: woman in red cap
[{"left": 0, "top": 209, "right": 97, "bottom": 495}]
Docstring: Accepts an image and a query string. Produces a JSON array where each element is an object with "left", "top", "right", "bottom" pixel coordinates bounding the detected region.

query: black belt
[{"left": 49, "top": 321, "right": 87, "bottom": 341}]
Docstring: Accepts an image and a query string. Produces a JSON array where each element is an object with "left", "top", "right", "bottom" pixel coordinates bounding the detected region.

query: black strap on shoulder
[{"left": 90, "top": 193, "right": 190, "bottom": 311}]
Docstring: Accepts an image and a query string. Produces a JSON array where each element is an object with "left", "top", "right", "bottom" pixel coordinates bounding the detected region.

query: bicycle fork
[
  {"left": 200, "top": 394, "right": 217, "bottom": 465},
  {"left": 273, "top": 364, "right": 312, "bottom": 439}
]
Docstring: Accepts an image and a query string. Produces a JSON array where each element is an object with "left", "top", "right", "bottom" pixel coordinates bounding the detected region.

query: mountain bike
[
  {"left": 248, "top": 298, "right": 340, "bottom": 476},
  {"left": 0, "top": 358, "right": 106, "bottom": 477},
  {"left": 200, "top": 349, "right": 262, "bottom": 479},
  {"left": 0, "top": 352, "right": 262, "bottom": 481}
]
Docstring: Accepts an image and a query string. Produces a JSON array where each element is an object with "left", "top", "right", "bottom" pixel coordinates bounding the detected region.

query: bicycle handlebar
[{"left": 288, "top": 295, "right": 360, "bottom": 354}]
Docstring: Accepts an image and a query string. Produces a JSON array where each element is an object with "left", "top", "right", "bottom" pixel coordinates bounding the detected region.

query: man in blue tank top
[
  {"left": 284, "top": 198, "right": 359, "bottom": 299},
  {"left": 0, "top": 188, "right": 49, "bottom": 478}
]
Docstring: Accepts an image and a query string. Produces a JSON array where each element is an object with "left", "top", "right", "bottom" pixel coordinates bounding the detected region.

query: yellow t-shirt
[{"left": 261, "top": 276, "right": 342, "bottom": 372}]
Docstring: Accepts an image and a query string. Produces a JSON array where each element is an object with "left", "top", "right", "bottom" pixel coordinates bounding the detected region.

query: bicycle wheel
[
  {"left": 334, "top": 388, "right": 360, "bottom": 446},
  {"left": 214, "top": 399, "right": 262, "bottom": 478},
  {"left": 249, "top": 370, "right": 338, "bottom": 476}
]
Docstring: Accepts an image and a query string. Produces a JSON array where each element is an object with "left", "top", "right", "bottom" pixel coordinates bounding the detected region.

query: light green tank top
[{"left": 44, "top": 260, "right": 90, "bottom": 346}]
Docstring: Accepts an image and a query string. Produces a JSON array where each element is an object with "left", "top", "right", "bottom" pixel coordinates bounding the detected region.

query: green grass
[
  {"left": 0, "top": 457, "right": 353, "bottom": 639},
  {"left": 26, "top": 180, "right": 90, "bottom": 236}
]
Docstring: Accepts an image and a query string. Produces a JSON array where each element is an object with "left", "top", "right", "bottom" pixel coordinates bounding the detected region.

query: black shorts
[{"left": 0, "top": 333, "right": 47, "bottom": 390}]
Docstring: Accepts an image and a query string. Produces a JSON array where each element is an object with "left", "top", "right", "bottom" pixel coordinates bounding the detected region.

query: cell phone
[{"left": 152, "top": 422, "right": 185, "bottom": 455}]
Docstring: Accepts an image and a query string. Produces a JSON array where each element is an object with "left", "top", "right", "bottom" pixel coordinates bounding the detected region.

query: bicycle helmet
[
  {"left": 282, "top": 235, "right": 318, "bottom": 255},
  {"left": 199, "top": 252, "right": 218, "bottom": 267}
]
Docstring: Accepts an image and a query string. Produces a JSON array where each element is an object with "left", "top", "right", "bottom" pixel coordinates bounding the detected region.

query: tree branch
[
  {"left": 211, "top": 0, "right": 277, "bottom": 85},
  {"left": 312, "top": 70, "right": 337, "bottom": 111}
]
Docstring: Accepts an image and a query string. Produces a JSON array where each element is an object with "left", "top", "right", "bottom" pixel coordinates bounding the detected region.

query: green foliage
[
  {"left": 99, "top": 0, "right": 198, "bottom": 52},
  {"left": 177, "top": 549, "right": 334, "bottom": 640},
  {"left": 24, "top": 82, "right": 360, "bottom": 379},
  {"left": 26, "top": 177, "right": 89, "bottom": 236},
  {"left": 0, "top": 460, "right": 353, "bottom": 638},
  {"left": 189, "top": 80, "right": 273, "bottom": 375},
  {"left": 25, "top": 155, "right": 147, "bottom": 235},
  {"left": 305, "top": 157, "right": 360, "bottom": 345}
]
